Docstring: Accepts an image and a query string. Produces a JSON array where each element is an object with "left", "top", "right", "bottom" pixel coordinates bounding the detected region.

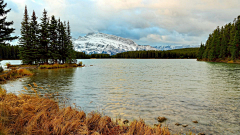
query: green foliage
[
  {"left": 19, "top": 6, "right": 32, "bottom": 64},
  {"left": 0, "top": 0, "right": 18, "bottom": 45},
  {"left": 198, "top": 15, "right": 240, "bottom": 61},
  {"left": 75, "top": 52, "right": 91, "bottom": 59},
  {"left": 0, "top": 44, "right": 19, "bottom": 59},
  {"left": 19, "top": 7, "right": 75, "bottom": 64}
]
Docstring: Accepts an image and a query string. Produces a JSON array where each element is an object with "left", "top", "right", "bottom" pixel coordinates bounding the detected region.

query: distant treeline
[
  {"left": 111, "top": 48, "right": 198, "bottom": 59},
  {"left": 0, "top": 44, "right": 19, "bottom": 60},
  {"left": 198, "top": 15, "right": 240, "bottom": 61},
  {"left": 75, "top": 52, "right": 111, "bottom": 59},
  {"left": 1, "top": 47, "right": 199, "bottom": 60},
  {"left": 75, "top": 48, "right": 199, "bottom": 59}
]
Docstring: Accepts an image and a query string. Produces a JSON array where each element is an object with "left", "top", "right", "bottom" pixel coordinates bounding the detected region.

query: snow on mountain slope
[
  {"left": 153, "top": 45, "right": 200, "bottom": 51},
  {"left": 72, "top": 32, "right": 157, "bottom": 55}
]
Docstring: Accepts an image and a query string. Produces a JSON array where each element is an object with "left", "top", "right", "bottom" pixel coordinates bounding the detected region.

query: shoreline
[{"left": 197, "top": 58, "right": 240, "bottom": 64}]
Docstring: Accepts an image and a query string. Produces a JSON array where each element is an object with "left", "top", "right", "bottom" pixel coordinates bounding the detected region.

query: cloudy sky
[{"left": 5, "top": 0, "right": 240, "bottom": 46}]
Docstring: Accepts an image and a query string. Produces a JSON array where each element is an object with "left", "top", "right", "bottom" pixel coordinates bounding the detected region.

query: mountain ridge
[{"left": 72, "top": 33, "right": 199, "bottom": 55}]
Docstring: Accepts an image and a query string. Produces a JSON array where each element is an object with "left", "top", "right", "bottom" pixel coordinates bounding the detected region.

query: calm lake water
[{"left": 1, "top": 59, "right": 240, "bottom": 134}]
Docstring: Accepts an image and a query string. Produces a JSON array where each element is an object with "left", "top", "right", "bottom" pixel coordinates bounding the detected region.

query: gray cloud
[{"left": 6, "top": 0, "right": 240, "bottom": 46}]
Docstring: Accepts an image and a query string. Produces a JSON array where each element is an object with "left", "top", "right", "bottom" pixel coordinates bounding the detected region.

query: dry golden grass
[
  {"left": 0, "top": 85, "right": 170, "bottom": 135},
  {"left": 0, "top": 69, "right": 33, "bottom": 83},
  {"left": 39, "top": 64, "right": 79, "bottom": 69}
]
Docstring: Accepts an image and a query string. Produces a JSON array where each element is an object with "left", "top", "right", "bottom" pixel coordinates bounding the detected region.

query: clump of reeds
[
  {"left": 0, "top": 68, "right": 33, "bottom": 82},
  {"left": 0, "top": 84, "right": 170, "bottom": 135}
]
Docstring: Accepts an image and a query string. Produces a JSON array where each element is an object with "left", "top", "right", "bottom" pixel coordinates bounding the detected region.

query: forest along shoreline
[{"left": 197, "top": 15, "right": 240, "bottom": 63}]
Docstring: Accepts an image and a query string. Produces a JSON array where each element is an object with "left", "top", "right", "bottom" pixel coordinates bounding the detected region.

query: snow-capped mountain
[
  {"left": 153, "top": 45, "right": 200, "bottom": 51},
  {"left": 72, "top": 33, "right": 157, "bottom": 55}
]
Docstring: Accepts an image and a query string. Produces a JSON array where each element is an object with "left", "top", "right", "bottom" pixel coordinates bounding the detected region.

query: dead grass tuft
[{"left": 0, "top": 69, "right": 33, "bottom": 83}]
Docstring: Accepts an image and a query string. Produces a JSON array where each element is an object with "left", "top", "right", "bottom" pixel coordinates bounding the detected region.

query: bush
[{"left": 78, "top": 61, "right": 83, "bottom": 66}]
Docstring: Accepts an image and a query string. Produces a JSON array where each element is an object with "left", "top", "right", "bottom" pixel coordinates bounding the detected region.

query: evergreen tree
[
  {"left": 66, "top": 21, "right": 75, "bottom": 63},
  {"left": 39, "top": 9, "right": 49, "bottom": 63},
  {"left": 197, "top": 43, "right": 205, "bottom": 60},
  {"left": 29, "top": 11, "right": 39, "bottom": 64},
  {"left": 19, "top": 6, "right": 32, "bottom": 64},
  {"left": 234, "top": 16, "right": 240, "bottom": 59},
  {"left": 219, "top": 31, "right": 227, "bottom": 59},
  {"left": 57, "top": 20, "right": 68, "bottom": 63},
  {"left": 230, "top": 23, "right": 237, "bottom": 60},
  {"left": 49, "top": 15, "right": 59, "bottom": 63},
  {"left": 0, "top": 0, "right": 18, "bottom": 46}
]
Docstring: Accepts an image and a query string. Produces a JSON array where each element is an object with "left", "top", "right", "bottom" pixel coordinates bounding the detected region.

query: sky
[{"left": 5, "top": 0, "right": 240, "bottom": 46}]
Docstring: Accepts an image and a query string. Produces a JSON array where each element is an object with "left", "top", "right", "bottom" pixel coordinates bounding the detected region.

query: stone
[
  {"left": 123, "top": 119, "right": 129, "bottom": 124},
  {"left": 182, "top": 124, "right": 188, "bottom": 127},
  {"left": 157, "top": 116, "right": 167, "bottom": 123},
  {"left": 175, "top": 123, "right": 181, "bottom": 126},
  {"left": 154, "top": 124, "right": 161, "bottom": 127},
  {"left": 0, "top": 65, "right": 3, "bottom": 73},
  {"left": 192, "top": 120, "right": 198, "bottom": 123}
]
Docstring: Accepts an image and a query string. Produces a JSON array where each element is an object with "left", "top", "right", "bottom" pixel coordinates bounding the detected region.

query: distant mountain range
[
  {"left": 153, "top": 45, "right": 200, "bottom": 51},
  {"left": 72, "top": 33, "right": 199, "bottom": 55}
]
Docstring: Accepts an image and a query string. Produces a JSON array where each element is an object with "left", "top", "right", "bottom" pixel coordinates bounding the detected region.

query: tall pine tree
[
  {"left": 233, "top": 16, "right": 240, "bottom": 59},
  {"left": 39, "top": 9, "right": 49, "bottom": 64},
  {"left": 49, "top": 15, "right": 59, "bottom": 63},
  {"left": 66, "top": 21, "right": 75, "bottom": 63},
  {"left": 29, "top": 11, "right": 39, "bottom": 64},
  {"left": 0, "top": 0, "right": 18, "bottom": 45},
  {"left": 19, "top": 6, "right": 32, "bottom": 64}
]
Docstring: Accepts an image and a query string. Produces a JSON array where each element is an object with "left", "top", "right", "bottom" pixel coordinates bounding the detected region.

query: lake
[{"left": 1, "top": 59, "right": 240, "bottom": 134}]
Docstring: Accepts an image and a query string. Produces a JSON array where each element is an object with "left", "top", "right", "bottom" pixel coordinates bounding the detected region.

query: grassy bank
[
  {"left": 0, "top": 86, "right": 170, "bottom": 135},
  {"left": 0, "top": 69, "right": 33, "bottom": 83}
]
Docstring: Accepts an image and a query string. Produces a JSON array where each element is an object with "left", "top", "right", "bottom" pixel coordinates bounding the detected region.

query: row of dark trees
[
  {"left": 0, "top": 44, "right": 19, "bottom": 60},
  {"left": 111, "top": 48, "right": 198, "bottom": 59},
  {"left": 19, "top": 6, "right": 75, "bottom": 64},
  {"left": 198, "top": 15, "right": 240, "bottom": 61},
  {"left": 74, "top": 48, "right": 198, "bottom": 59}
]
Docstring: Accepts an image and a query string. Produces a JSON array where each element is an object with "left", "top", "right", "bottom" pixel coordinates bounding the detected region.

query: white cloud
[{"left": 6, "top": 0, "right": 240, "bottom": 46}]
